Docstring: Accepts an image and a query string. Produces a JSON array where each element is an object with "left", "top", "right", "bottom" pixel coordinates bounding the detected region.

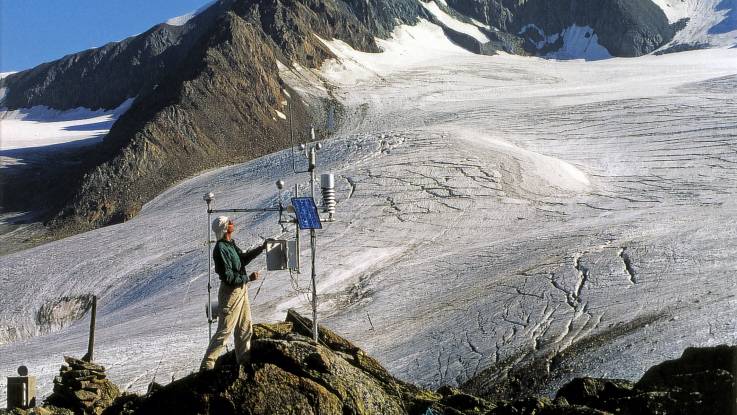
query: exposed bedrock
[
  {"left": 7, "top": 313, "right": 732, "bottom": 415},
  {"left": 443, "top": 0, "right": 679, "bottom": 56}
]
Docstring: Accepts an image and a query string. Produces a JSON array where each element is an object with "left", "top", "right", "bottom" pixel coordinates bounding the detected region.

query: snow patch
[
  {"left": 420, "top": 1, "right": 490, "bottom": 43},
  {"left": 458, "top": 130, "right": 591, "bottom": 193},
  {"left": 651, "top": 0, "right": 692, "bottom": 23},
  {"left": 660, "top": 0, "right": 737, "bottom": 48},
  {"left": 317, "top": 20, "right": 472, "bottom": 85},
  {"left": 520, "top": 24, "right": 611, "bottom": 61},
  {"left": 0, "top": 98, "right": 135, "bottom": 151},
  {"left": 548, "top": 25, "right": 612, "bottom": 61},
  {"left": 165, "top": 1, "right": 216, "bottom": 26}
]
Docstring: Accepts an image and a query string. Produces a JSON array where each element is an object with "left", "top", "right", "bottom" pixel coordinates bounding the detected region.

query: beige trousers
[{"left": 200, "top": 283, "right": 252, "bottom": 370}]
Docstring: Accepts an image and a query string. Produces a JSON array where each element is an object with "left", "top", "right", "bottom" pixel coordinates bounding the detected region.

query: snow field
[{"left": 0, "top": 98, "right": 134, "bottom": 153}]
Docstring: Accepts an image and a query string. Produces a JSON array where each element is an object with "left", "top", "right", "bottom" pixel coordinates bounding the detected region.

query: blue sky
[{"left": 1, "top": 0, "right": 212, "bottom": 72}]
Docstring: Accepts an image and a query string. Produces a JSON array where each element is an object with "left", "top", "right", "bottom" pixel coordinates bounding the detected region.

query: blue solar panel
[{"left": 292, "top": 197, "right": 322, "bottom": 230}]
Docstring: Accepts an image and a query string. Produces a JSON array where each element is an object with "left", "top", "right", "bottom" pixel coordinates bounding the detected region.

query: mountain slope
[
  {"left": 0, "top": 0, "right": 403, "bottom": 241},
  {"left": 0, "top": 3, "right": 226, "bottom": 111},
  {"left": 0, "top": 0, "right": 686, "bottom": 250}
]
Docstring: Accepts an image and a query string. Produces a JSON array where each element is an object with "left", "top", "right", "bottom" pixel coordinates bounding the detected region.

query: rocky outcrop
[
  {"left": 513, "top": 0, "right": 682, "bottom": 57},
  {"left": 493, "top": 345, "right": 737, "bottom": 415},
  {"left": 103, "top": 325, "right": 737, "bottom": 415},
  {"left": 45, "top": 357, "right": 121, "bottom": 415},
  {"left": 1, "top": 312, "right": 734, "bottom": 415},
  {"left": 102, "top": 312, "right": 447, "bottom": 415},
  {"left": 442, "top": 0, "right": 680, "bottom": 57}
]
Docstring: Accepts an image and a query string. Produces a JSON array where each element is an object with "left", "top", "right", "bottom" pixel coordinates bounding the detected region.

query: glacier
[{"left": 1, "top": 14, "right": 737, "bottom": 407}]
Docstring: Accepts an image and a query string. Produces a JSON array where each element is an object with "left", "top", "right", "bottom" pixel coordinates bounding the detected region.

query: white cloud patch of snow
[
  {"left": 0, "top": 98, "right": 135, "bottom": 152},
  {"left": 420, "top": 1, "right": 490, "bottom": 43},
  {"left": 315, "top": 20, "right": 473, "bottom": 85},
  {"left": 165, "top": 1, "right": 217, "bottom": 26},
  {"left": 657, "top": 0, "right": 737, "bottom": 48},
  {"left": 520, "top": 24, "right": 611, "bottom": 61},
  {"left": 547, "top": 25, "right": 612, "bottom": 61},
  {"left": 651, "top": 0, "right": 692, "bottom": 23}
]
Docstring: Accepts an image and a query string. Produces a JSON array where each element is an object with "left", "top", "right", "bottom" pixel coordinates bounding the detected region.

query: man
[{"left": 200, "top": 216, "right": 266, "bottom": 370}]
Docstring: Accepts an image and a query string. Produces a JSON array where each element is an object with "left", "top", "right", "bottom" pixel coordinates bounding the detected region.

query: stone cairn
[{"left": 45, "top": 356, "right": 120, "bottom": 415}]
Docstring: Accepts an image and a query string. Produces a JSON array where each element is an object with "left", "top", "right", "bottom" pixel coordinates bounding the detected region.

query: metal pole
[
  {"left": 310, "top": 228, "right": 318, "bottom": 342},
  {"left": 207, "top": 208, "right": 213, "bottom": 339},
  {"left": 290, "top": 100, "right": 296, "bottom": 173},
  {"left": 308, "top": 128, "right": 319, "bottom": 342},
  {"left": 309, "top": 149, "right": 316, "bottom": 201},
  {"left": 209, "top": 208, "right": 281, "bottom": 213},
  {"left": 295, "top": 183, "right": 301, "bottom": 273},
  {"left": 85, "top": 295, "right": 97, "bottom": 362}
]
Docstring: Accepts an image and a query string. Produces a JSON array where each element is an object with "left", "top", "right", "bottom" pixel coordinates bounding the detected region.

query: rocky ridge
[{"left": 3, "top": 311, "right": 734, "bottom": 415}]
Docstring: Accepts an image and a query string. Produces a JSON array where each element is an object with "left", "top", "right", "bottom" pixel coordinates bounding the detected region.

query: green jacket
[{"left": 213, "top": 239, "right": 264, "bottom": 286}]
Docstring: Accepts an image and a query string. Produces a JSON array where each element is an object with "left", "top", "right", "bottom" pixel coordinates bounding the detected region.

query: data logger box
[{"left": 266, "top": 240, "right": 299, "bottom": 271}]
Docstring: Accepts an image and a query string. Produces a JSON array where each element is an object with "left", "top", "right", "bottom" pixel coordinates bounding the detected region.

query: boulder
[{"left": 556, "top": 377, "right": 634, "bottom": 410}]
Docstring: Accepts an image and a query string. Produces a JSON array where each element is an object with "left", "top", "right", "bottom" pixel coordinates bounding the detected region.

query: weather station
[{"left": 202, "top": 127, "right": 337, "bottom": 343}]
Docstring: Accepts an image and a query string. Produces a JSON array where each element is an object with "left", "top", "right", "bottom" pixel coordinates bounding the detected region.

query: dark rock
[
  {"left": 0, "top": 406, "right": 75, "bottom": 415},
  {"left": 101, "top": 311, "right": 497, "bottom": 415},
  {"left": 633, "top": 345, "right": 737, "bottom": 415},
  {"left": 104, "top": 318, "right": 412, "bottom": 414},
  {"left": 285, "top": 308, "right": 397, "bottom": 385},
  {"left": 637, "top": 345, "right": 737, "bottom": 389},
  {"left": 443, "top": 0, "right": 677, "bottom": 58},
  {"left": 489, "top": 397, "right": 608, "bottom": 414},
  {"left": 440, "top": 389, "right": 495, "bottom": 412},
  {"left": 252, "top": 322, "right": 294, "bottom": 340},
  {"left": 556, "top": 377, "right": 634, "bottom": 409},
  {"left": 513, "top": 0, "right": 677, "bottom": 57},
  {"left": 655, "top": 41, "right": 709, "bottom": 55},
  {"left": 63, "top": 357, "right": 106, "bottom": 373}
]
